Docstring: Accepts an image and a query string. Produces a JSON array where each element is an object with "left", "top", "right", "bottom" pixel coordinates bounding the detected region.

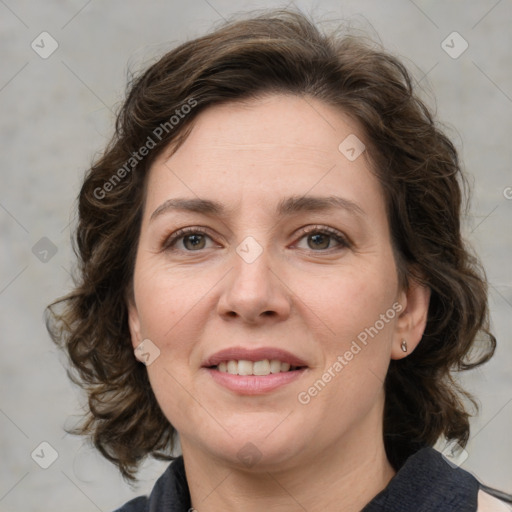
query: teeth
[
  {"left": 270, "top": 359, "right": 282, "bottom": 374},
  {"left": 217, "top": 359, "right": 298, "bottom": 375},
  {"left": 253, "top": 360, "right": 270, "bottom": 376},
  {"left": 227, "top": 360, "right": 238, "bottom": 374},
  {"left": 238, "top": 360, "right": 253, "bottom": 376}
]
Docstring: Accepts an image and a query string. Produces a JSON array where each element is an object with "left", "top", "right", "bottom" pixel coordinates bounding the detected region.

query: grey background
[{"left": 1, "top": 1, "right": 511, "bottom": 511}]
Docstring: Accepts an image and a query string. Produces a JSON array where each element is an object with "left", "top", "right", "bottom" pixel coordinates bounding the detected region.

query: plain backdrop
[{"left": 1, "top": 1, "right": 511, "bottom": 511}]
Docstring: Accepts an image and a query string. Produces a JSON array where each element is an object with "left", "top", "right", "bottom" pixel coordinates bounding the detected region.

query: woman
[{"left": 47, "top": 9, "right": 512, "bottom": 511}]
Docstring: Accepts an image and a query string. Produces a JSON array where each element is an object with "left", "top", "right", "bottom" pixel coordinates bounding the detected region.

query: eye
[
  {"left": 162, "top": 227, "right": 216, "bottom": 252},
  {"left": 294, "top": 226, "right": 350, "bottom": 251},
  {"left": 161, "top": 225, "right": 350, "bottom": 253}
]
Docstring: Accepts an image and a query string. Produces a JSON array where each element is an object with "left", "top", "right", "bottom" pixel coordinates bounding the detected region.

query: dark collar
[
  {"left": 139, "top": 447, "right": 479, "bottom": 511},
  {"left": 362, "top": 447, "right": 479, "bottom": 511},
  {"left": 145, "top": 455, "right": 191, "bottom": 511}
]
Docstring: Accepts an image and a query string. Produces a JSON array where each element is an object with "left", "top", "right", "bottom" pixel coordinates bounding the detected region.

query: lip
[
  {"left": 205, "top": 367, "right": 307, "bottom": 395},
  {"left": 202, "top": 346, "right": 308, "bottom": 368},
  {"left": 201, "top": 346, "right": 309, "bottom": 395}
]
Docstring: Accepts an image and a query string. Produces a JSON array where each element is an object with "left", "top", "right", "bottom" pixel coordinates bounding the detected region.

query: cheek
[
  {"left": 293, "top": 256, "right": 398, "bottom": 343},
  {"left": 298, "top": 284, "right": 397, "bottom": 430},
  {"left": 293, "top": 257, "right": 399, "bottom": 413},
  {"left": 136, "top": 269, "right": 210, "bottom": 429},
  {"left": 133, "top": 260, "right": 205, "bottom": 346},
  {"left": 132, "top": 261, "right": 214, "bottom": 406}
]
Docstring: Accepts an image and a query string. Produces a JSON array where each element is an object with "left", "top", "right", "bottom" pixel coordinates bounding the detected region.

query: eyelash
[{"left": 161, "top": 225, "right": 351, "bottom": 253}]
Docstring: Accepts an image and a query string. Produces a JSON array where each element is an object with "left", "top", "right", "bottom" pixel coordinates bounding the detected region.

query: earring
[{"left": 400, "top": 339, "right": 408, "bottom": 353}]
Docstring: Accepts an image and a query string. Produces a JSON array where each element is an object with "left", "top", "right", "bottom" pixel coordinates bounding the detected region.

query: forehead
[
  {"left": 143, "top": 94, "right": 383, "bottom": 221},
  {"left": 157, "top": 94, "right": 363, "bottom": 165}
]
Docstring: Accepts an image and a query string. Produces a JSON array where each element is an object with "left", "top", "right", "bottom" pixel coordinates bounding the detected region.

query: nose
[{"left": 216, "top": 245, "right": 291, "bottom": 325}]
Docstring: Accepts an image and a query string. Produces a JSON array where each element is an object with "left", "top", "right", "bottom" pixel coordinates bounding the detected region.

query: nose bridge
[{"left": 217, "top": 234, "right": 290, "bottom": 322}]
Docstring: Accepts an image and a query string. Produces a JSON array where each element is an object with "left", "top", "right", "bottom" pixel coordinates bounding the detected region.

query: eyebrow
[{"left": 150, "top": 195, "right": 366, "bottom": 222}]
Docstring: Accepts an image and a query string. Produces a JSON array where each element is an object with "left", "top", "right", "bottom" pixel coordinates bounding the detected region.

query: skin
[
  {"left": 478, "top": 491, "right": 512, "bottom": 511},
  {"left": 127, "top": 93, "right": 431, "bottom": 511}
]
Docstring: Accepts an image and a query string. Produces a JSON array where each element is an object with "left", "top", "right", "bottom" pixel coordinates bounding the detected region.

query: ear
[
  {"left": 126, "top": 295, "right": 143, "bottom": 350},
  {"left": 391, "top": 278, "right": 431, "bottom": 359}
]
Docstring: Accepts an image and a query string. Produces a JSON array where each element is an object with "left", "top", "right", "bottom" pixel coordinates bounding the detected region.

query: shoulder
[
  {"left": 478, "top": 489, "right": 512, "bottom": 512},
  {"left": 111, "top": 456, "right": 190, "bottom": 512},
  {"left": 363, "top": 447, "right": 480, "bottom": 510},
  {"left": 112, "top": 495, "right": 147, "bottom": 512}
]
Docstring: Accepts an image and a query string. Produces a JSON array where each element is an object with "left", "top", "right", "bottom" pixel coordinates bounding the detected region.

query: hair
[{"left": 46, "top": 8, "right": 496, "bottom": 481}]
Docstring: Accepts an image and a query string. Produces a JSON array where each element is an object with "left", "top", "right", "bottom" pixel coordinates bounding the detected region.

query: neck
[{"left": 182, "top": 399, "right": 396, "bottom": 512}]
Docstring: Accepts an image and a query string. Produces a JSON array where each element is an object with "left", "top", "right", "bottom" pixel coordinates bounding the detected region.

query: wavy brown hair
[{"left": 46, "top": 8, "right": 496, "bottom": 481}]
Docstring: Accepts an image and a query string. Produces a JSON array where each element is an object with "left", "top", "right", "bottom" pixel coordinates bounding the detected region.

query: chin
[{"left": 192, "top": 419, "right": 311, "bottom": 472}]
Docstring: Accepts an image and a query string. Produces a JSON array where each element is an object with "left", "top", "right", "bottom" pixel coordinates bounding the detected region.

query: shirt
[{"left": 113, "top": 447, "right": 507, "bottom": 511}]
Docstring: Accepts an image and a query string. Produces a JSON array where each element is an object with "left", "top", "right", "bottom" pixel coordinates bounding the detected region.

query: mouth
[
  {"left": 202, "top": 347, "right": 308, "bottom": 394},
  {"left": 210, "top": 359, "right": 306, "bottom": 376}
]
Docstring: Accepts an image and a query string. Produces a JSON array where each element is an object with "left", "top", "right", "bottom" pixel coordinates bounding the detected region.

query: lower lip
[{"left": 204, "top": 367, "right": 306, "bottom": 394}]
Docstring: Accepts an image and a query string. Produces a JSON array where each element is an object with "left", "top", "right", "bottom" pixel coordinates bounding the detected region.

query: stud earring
[{"left": 400, "top": 339, "right": 408, "bottom": 353}]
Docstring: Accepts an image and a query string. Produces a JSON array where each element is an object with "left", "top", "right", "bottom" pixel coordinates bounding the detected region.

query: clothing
[{"left": 113, "top": 447, "right": 503, "bottom": 511}]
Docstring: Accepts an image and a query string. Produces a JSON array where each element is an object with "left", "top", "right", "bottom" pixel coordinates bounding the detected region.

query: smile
[
  {"left": 202, "top": 347, "right": 309, "bottom": 394},
  {"left": 215, "top": 359, "right": 303, "bottom": 376}
]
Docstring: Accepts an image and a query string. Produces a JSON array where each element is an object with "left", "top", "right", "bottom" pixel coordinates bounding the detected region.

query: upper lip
[{"left": 202, "top": 347, "right": 308, "bottom": 368}]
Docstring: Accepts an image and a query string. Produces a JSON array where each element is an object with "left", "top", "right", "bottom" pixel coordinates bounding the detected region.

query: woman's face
[{"left": 128, "top": 94, "right": 424, "bottom": 470}]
